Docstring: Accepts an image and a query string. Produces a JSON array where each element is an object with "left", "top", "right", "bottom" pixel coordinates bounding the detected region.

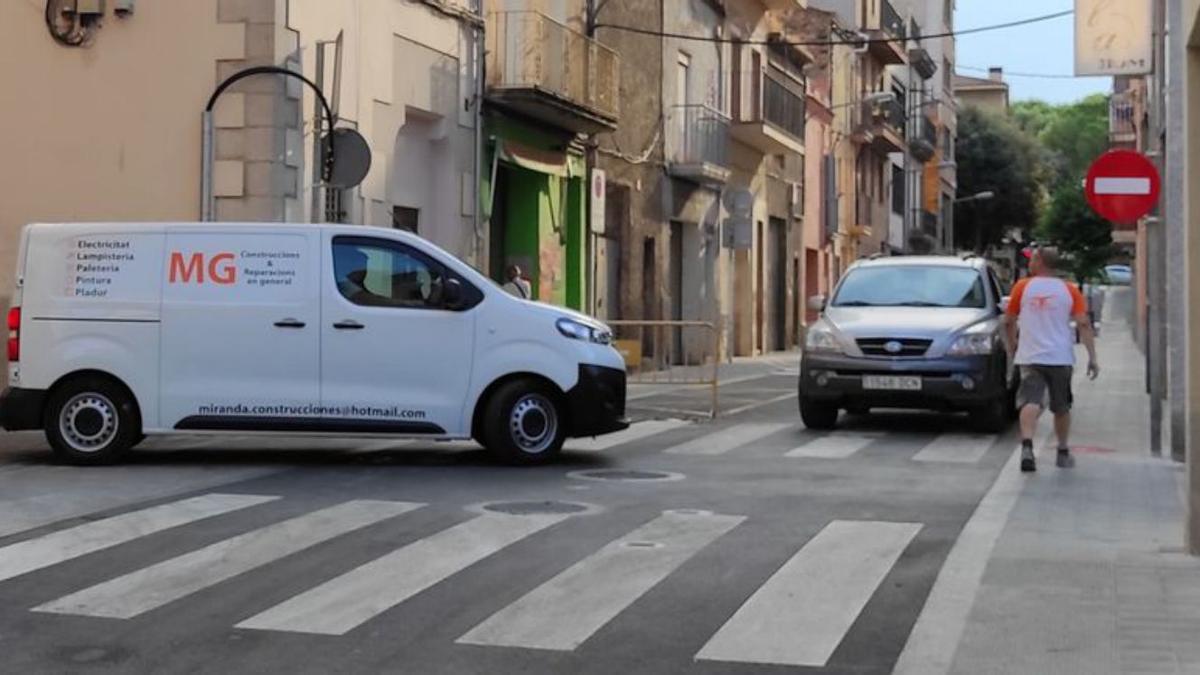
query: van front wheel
[
  {"left": 481, "top": 380, "right": 565, "bottom": 465},
  {"left": 44, "top": 376, "right": 141, "bottom": 465}
]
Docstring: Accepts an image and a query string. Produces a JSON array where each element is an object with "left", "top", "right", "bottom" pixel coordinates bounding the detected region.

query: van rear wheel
[
  {"left": 481, "top": 379, "right": 565, "bottom": 465},
  {"left": 44, "top": 376, "right": 141, "bottom": 465}
]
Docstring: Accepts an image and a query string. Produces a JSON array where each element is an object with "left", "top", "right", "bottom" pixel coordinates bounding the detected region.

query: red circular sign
[{"left": 1084, "top": 150, "right": 1161, "bottom": 224}]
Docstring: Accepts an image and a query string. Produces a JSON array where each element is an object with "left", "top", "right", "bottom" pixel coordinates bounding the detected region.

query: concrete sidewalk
[{"left": 901, "top": 292, "right": 1200, "bottom": 674}]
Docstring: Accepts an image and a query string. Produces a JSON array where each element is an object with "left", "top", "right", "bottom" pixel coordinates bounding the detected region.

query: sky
[{"left": 954, "top": 0, "right": 1112, "bottom": 104}]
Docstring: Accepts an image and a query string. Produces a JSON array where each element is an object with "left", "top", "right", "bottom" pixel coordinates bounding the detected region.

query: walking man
[{"left": 1005, "top": 247, "right": 1099, "bottom": 472}]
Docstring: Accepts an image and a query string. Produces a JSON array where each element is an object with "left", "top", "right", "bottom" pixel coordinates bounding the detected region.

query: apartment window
[
  {"left": 891, "top": 165, "right": 904, "bottom": 215},
  {"left": 677, "top": 51, "right": 692, "bottom": 106},
  {"left": 392, "top": 206, "right": 419, "bottom": 233}
]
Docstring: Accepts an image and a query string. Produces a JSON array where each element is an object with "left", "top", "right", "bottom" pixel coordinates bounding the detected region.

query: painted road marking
[
  {"left": 34, "top": 500, "right": 421, "bottom": 619},
  {"left": 696, "top": 520, "right": 922, "bottom": 668},
  {"left": 0, "top": 493, "right": 276, "bottom": 584},
  {"left": 912, "top": 434, "right": 996, "bottom": 464},
  {"left": 892, "top": 447, "right": 1025, "bottom": 675},
  {"left": 236, "top": 511, "right": 569, "bottom": 635},
  {"left": 663, "top": 423, "right": 791, "bottom": 456},
  {"left": 1094, "top": 177, "right": 1152, "bottom": 195},
  {"left": 566, "top": 419, "right": 690, "bottom": 452},
  {"left": 457, "top": 510, "right": 744, "bottom": 651},
  {"left": 786, "top": 435, "right": 876, "bottom": 459}
]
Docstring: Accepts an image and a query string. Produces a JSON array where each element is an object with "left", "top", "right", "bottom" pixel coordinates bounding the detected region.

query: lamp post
[{"left": 954, "top": 190, "right": 995, "bottom": 204}]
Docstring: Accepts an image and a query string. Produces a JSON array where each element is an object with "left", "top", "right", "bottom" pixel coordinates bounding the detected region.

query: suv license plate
[{"left": 862, "top": 375, "right": 922, "bottom": 391}]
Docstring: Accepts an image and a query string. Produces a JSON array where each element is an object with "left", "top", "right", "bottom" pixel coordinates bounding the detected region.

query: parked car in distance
[
  {"left": 0, "top": 222, "right": 628, "bottom": 465},
  {"left": 799, "top": 256, "right": 1016, "bottom": 432},
  {"left": 1103, "top": 264, "right": 1133, "bottom": 285}
]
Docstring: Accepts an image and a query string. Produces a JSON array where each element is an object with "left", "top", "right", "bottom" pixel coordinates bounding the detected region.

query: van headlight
[
  {"left": 947, "top": 328, "right": 996, "bottom": 356},
  {"left": 556, "top": 317, "right": 612, "bottom": 345},
  {"left": 805, "top": 323, "right": 843, "bottom": 354}
]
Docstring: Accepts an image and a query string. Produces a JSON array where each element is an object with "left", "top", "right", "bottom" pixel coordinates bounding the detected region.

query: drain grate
[
  {"left": 481, "top": 500, "right": 591, "bottom": 515},
  {"left": 568, "top": 469, "right": 685, "bottom": 483}
]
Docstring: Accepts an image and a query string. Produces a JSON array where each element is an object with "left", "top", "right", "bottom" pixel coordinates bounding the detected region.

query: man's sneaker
[
  {"left": 1056, "top": 448, "right": 1075, "bottom": 468},
  {"left": 1020, "top": 444, "right": 1036, "bottom": 472}
]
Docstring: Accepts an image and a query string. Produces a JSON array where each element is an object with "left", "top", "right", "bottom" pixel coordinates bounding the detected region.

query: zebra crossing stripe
[
  {"left": 911, "top": 434, "right": 995, "bottom": 463},
  {"left": 566, "top": 419, "right": 690, "bottom": 452},
  {"left": 786, "top": 435, "right": 876, "bottom": 459},
  {"left": 236, "top": 511, "right": 570, "bottom": 635},
  {"left": 33, "top": 500, "right": 421, "bottom": 619},
  {"left": 0, "top": 493, "right": 277, "bottom": 584},
  {"left": 696, "top": 520, "right": 922, "bottom": 668},
  {"left": 663, "top": 423, "right": 791, "bottom": 456},
  {"left": 457, "top": 510, "right": 744, "bottom": 651}
]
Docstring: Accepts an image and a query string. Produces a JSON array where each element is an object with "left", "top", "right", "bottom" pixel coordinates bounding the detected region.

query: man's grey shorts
[{"left": 1017, "top": 365, "right": 1074, "bottom": 414}]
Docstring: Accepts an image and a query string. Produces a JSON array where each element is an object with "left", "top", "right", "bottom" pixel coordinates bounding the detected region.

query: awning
[{"left": 497, "top": 139, "right": 571, "bottom": 177}]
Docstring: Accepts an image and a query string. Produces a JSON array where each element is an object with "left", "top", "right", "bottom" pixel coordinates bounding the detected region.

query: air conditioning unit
[{"left": 791, "top": 183, "right": 804, "bottom": 218}]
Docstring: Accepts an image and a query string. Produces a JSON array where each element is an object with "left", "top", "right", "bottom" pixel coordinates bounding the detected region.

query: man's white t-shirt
[{"left": 1006, "top": 275, "right": 1087, "bottom": 366}]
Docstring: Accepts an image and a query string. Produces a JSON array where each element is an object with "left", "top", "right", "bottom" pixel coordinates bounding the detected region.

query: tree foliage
[
  {"left": 953, "top": 106, "right": 1041, "bottom": 252},
  {"left": 1038, "top": 182, "right": 1114, "bottom": 282}
]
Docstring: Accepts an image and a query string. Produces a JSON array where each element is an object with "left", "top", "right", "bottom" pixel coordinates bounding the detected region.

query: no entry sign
[{"left": 1084, "top": 150, "right": 1161, "bottom": 224}]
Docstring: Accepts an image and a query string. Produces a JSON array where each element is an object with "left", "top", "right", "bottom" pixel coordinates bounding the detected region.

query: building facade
[{"left": 952, "top": 68, "right": 1009, "bottom": 114}]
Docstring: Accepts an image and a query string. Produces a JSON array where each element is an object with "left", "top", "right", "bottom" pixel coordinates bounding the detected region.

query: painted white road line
[
  {"left": 912, "top": 434, "right": 996, "bottom": 464},
  {"left": 696, "top": 520, "right": 922, "bottom": 668},
  {"left": 892, "top": 447, "right": 1025, "bottom": 675},
  {"left": 236, "top": 511, "right": 569, "bottom": 635},
  {"left": 1094, "top": 177, "right": 1151, "bottom": 195},
  {"left": 566, "top": 419, "right": 690, "bottom": 452},
  {"left": 34, "top": 500, "right": 421, "bottom": 619},
  {"left": 786, "top": 435, "right": 876, "bottom": 459},
  {"left": 722, "top": 392, "right": 798, "bottom": 417},
  {"left": 663, "top": 423, "right": 792, "bottom": 456},
  {"left": 0, "top": 493, "right": 276, "bottom": 584},
  {"left": 457, "top": 510, "right": 744, "bottom": 651}
]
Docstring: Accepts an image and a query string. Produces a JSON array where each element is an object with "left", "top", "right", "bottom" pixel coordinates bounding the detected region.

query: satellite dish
[
  {"left": 322, "top": 128, "right": 372, "bottom": 189},
  {"left": 722, "top": 188, "right": 754, "bottom": 216}
]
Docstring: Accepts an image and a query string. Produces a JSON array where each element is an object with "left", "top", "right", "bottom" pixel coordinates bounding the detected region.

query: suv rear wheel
[{"left": 799, "top": 397, "right": 839, "bottom": 430}]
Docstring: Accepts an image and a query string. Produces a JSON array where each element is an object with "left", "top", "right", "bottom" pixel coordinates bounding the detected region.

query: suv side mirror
[
  {"left": 807, "top": 294, "right": 827, "bottom": 312},
  {"left": 443, "top": 278, "right": 464, "bottom": 309}
]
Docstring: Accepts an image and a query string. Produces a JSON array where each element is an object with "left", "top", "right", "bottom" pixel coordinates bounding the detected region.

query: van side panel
[{"left": 18, "top": 224, "right": 165, "bottom": 428}]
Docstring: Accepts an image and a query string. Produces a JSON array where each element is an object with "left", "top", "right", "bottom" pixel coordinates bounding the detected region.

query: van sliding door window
[{"left": 332, "top": 237, "right": 446, "bottom": 309}]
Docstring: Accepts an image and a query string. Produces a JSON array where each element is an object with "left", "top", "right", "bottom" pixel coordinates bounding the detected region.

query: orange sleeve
[
  {"left": 1006, "top": 278, "right": 1028, "bottom": 316},
  {"left": 1067, "top": 282, "right": 1087, "bottom": 317}
]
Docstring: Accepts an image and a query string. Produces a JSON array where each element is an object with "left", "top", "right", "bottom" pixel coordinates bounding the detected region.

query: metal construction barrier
[{"left": 608, "top": 320, "right": 720, "bottom": 418}]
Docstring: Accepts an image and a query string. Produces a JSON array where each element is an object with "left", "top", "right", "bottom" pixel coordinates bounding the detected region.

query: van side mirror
[
  {"left": 443, "top": 278, "right": 464, "bottom": 309},
  {"left": 807, "top": 294, "right": 827, "bottom": 312}
]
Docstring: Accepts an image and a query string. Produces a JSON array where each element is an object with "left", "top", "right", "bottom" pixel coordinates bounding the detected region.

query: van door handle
[
  {"left": 333, "top": 320, "right": 365, "bottom": 330},
  {"left": 273, "top": 318, "right": 306, "bottom": 329}
]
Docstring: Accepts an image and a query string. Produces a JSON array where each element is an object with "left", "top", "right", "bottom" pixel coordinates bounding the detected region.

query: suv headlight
[
  {"left": 947, "top": 328, "right": 997, "bottom": 356},
  {"left": 805, "top": 324, "right": 843, "bottom": 354},
  {"left": 556, "top": 317, "right": 612, "bottom": 345}
]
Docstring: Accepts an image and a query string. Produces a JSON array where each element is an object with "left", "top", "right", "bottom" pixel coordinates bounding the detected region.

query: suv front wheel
[{"left": 799, "top": 397, "right": 839, "bottom": 430}]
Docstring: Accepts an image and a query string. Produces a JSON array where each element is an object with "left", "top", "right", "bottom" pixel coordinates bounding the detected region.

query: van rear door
[{"left": 159, "top": 227, "right": 321, "bottom": 431}]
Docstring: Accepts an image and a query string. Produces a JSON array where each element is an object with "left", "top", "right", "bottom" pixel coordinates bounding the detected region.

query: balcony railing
[
  {"left": 668, "top": 104, "right": 731, "bottom": 170},
  {"left": 881, "top": 0, "right": 907, "bottom": 41},
  {"left": 486, "top": 11, "right": 619, "bottom": 127},
  {"left": 763, "top": 69, "right": 806, "bottom": 140},
  {"left": 1110, "top": 94, "right": 1136, "bottom": 141}
]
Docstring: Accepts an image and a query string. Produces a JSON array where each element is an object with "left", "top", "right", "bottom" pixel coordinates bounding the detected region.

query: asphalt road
[{"left": 0, "top": 375, "right": 1019, "bottom": 675}]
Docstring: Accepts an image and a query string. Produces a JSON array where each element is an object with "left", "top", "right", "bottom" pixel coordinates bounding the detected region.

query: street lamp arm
[{"left": 207, "top": 65, "right": 335, "bottom": 138}]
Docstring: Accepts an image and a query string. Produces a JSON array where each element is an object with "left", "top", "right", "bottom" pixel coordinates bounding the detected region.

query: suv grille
[{"left": 856, "top": 338, "right": 932, "bottom": 357}]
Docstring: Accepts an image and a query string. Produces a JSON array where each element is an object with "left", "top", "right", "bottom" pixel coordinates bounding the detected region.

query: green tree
[
  {"left": 954, "top": 106, "right": 1041, "bottom": 252},
  {"left": 1038, "top": 93, "right": 1110, "bottom": 188},
  {"left": 1011, "top": 99, "right": 1057, "bottom": 138},
  {"left": 1038, "top": 182, "right": 1114, "bottom": 282}
]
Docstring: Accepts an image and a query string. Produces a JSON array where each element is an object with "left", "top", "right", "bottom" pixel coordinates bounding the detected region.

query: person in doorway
[
  {"left": 502, "top": 264, "right": 532, "bottom": 300},
  {"left": 1005, "top": 247, "right": 1100, "bottom": 472}
]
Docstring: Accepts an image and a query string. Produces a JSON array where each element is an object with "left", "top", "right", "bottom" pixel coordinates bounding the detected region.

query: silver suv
[{"left": 799, "top": 256, "right": 1016, "bottom": 431}]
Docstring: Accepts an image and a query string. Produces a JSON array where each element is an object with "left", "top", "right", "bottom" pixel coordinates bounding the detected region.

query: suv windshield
[{"left": 832, "top": 265, "right": 987, "bottom": 308}]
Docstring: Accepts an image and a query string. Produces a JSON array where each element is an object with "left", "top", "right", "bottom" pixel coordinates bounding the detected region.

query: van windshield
[{"left": 832, "top": 266, "right": 987, "bottom": 308}]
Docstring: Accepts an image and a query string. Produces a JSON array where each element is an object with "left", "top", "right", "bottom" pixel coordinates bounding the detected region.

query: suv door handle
[
  {"left": 273, "top": 318, "right": 306, "bottom": 329},
  {"left": 333, "top": 320, "right": 365, "bottom": 330}
]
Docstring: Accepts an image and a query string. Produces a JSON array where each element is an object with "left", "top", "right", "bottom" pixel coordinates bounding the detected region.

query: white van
[{"left": 0, "top": 223, "right": 628, "bottom": 465}]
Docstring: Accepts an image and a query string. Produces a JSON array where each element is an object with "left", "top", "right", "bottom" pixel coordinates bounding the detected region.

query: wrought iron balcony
[
  {"left": 909, "top": 113, "right": 936, "bottom": 162},
  {"left": 731, "top": 67, "right": 807, "bottom": 156},
  {"left": 861, "top": 0, "right": 907, "bottom": 65},
  {"left": 486, "top": 11, "right": 619, "bottom": 134},
  {"left": 855, "top": 97, "right": 905, "bottom": 153},
  {"left": 667, "top": 104, "right": 732, "bottom": 185},
  {"left": 1109, "top": 94, "right": 1137, "bottom": 144}
]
